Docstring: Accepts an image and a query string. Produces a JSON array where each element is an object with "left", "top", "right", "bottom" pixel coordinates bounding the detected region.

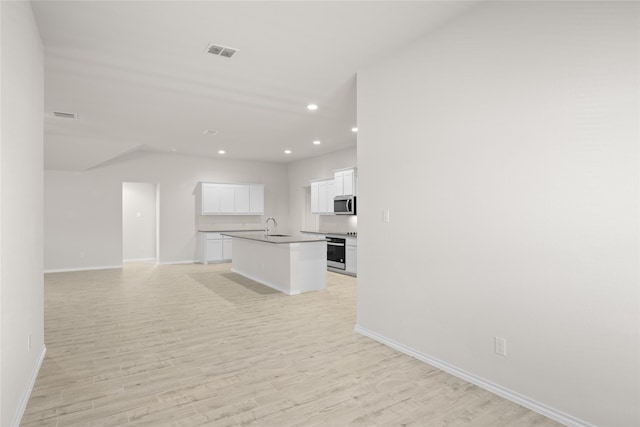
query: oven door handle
[{"left": 327, "top": 242, "right": 345, "bottom": 247}]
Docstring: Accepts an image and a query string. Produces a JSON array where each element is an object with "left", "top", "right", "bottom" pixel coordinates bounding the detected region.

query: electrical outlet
[
  {"left": 80, "top": 251, "right": 85, "bottom": 258},
  {"left": 495, "top": 337, "right": 507, "bottom": 356},
  {"left": 382, "top": 209, "right": 390, "bottom": 223}
]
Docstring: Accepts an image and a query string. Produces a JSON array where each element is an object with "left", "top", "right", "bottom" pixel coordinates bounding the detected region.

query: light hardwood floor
[{"left": 22, "top": 262, "right": 562, "bottom": 426}]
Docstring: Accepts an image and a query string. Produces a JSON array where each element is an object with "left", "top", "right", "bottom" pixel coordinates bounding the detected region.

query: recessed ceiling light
[
  {"left": 351, "top": 127, "right": 358, "bottom": 133},
  {"left": 203, "top": 130, "right": 218, "bottom": 135},
  {"left": 218, "top": 150, "right": 225, "bottom": 154},
  {"left": 171, "top": 148, "right": 177, "bottom": 152},
  {"left": 284, "top": 150, "right": 292, "bottom": 154},
  {"left": 313, "top": 140, "right": 321, "bottom": 145},
  {"left": 307, "top": 104, "right": 318, "bottom": 111}
]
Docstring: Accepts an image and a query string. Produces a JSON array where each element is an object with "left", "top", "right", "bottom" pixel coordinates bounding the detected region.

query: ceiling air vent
[
  {"left": 53, "top": 111, "right": 77, "bottom": 119},
  {"left": 206, "top": 43, "right": 238, "bottom": 59}
]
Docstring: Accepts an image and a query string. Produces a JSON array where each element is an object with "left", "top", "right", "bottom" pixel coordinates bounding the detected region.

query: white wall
[
  {"left": 45, "top": 151, "right": 289, "bottom": 271},
  {"left": 356, "top": 2, "right": 639, "bottom": 426},
  {"left": 0, "top": 2, "right": 45, "bottom": 426},
  {"left": 122, "top": 182, "right": 157, "bottom": 261},
  {"left": 287, "top": 147, "right": 357, "bottom": 233}
]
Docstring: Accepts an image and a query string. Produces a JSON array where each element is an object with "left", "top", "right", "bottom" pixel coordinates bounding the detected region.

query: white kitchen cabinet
[
  {"left": 343, "top": 169, "right": 355, "bottom": 196},
  {"left": 334, "top": 168, "right": 357, "bottom": 197},
  {"left": 201, "top": 183, "right": 220, "bottom": 214},
  {"left": 334, "top": 173, "right": 343, "bottom": 197},
  {"left": 318, "top": 181, "right": 328, "bottom": 213},
  {"left": 235, "top": 186, "right": 250, "bottom": 213},
  {"left": 345, "top": 237, "right": 357, "bottom": 275},
  {"left": 219, "top": 185, "right": 236, "bottom": 214},
  {"left": 200, "top": 232, "right": 233, "bottom": 263},
  {"left": 327, "top": 181, "right": 335, "bottom": 213},
  {"left": 310, "top": 179, "right": 334, "bottom": 214},
  {"left": 310, "top": 182, "right": 319, "bottom": 213},
  {"left": 249, "top": 185, "right": 264, "bottom": 214},
  {"left": 200, "top": 183, "right": 264, "bottom": 215},
  {"left": 206, "top": 238, "right": 223, "bottom": 261}
]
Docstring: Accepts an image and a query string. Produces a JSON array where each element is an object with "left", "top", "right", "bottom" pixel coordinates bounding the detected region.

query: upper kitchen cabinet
[
  {"left": 234, "top": 185, "right": 250, "bottom": 213},
  {"left": 202, "top": 182, "right": 220, "bottom": 214},
  {"left": 249, "top": 185, "right": 264, "bottom": 215},
  {"left": 334, "top": 168, "right": 357, "bottom": 197},
  {"left": 310, "top": 179, "right": 335, "bottom": 215},
  {"left": 219, "top": 185, "right": 236, "bottom": 214},
  {"left": 200, "top": 182, "right": 264, "bottom": 215}
]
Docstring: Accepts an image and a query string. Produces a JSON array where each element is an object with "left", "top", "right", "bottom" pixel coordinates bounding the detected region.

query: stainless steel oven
[{"left": 326, "top": 237, "right": 346, "bottom": 270}]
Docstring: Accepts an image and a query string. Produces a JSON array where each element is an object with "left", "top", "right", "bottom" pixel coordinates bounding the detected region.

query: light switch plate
[{"left": 495, "top": 337, "right": 507, "bottom": 356}]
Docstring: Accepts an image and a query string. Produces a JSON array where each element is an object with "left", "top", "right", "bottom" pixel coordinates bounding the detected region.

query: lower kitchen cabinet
[
  {"left": 200, "top": 232, "right": 233, "bottom": 263},
  {"left": 345, "top": 237, "right": 357, "bottom": 275},
  {"left": 206, "top": 238, "right": 223, "bottom": 261}
]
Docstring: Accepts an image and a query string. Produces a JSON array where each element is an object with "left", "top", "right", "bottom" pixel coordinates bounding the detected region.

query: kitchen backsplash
[
  {"left": 197, "top": 215, "right": 263, "bottom": 231},
  {"left": 317, "top": 215, "right": 357, "bottom": 233},
  {"left": 198, "top": 212, "right": 357, "bottom": 234}
]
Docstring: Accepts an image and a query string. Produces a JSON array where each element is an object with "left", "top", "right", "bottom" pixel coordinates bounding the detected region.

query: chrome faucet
[{"left": 265, "top": 217, "right": 277, "bottom": 235}]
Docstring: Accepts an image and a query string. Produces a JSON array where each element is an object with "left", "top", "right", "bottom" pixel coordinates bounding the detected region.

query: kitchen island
[{"left": 221, "top": 232, "right": 328, "bottom": 295}]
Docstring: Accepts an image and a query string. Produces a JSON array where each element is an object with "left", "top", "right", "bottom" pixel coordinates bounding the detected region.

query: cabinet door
[
  {"left": 219, "top": 185, "right": 235, "bottom": 214},
  {"left": 311, "top": 180, "right": 335, "bottom": 214},
  {"left": 199, "top": 234, "right": 208, "bottom": 263},
  {"left": 318, "top": 181, "right": 328, "bottom": 214},
  {"left": 235, "top": 186, "right": 250, "bottom": 214},
  {"left": 343, "top": 169, "right": 355, "bottom": 196},
  {"left": 326, "top": 180, "right": 335, "bottom": 213},
  {"left": 206, "top": 239, "right": 223, "bottom": 262},
  {"left": 222, "top": 237, "right": 233, "bottom": 260},
  {"left": 310, "top": 182, "right": 319, "bottom": 213},
  {"left": 202, "top": 183, "right": 220, "bottom": 214},
  {"left": 346, "top": 245, "right": 357, "bottom": 274},
  {"left": 249, "top": 185, "right": 264, "bottom": 214},
  {"left": 334, "top": 172, "right": 344, "bottom": 197}
]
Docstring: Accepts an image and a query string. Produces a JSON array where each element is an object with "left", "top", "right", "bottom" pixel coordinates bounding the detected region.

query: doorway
[{"left": 122, "top": 182, "right": 159, "bottom": 262}]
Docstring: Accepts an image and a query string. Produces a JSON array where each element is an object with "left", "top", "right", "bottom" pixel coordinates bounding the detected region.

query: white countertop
[
  {"left": 300, "top": 230, "right": 357, "bottom": 238},
  {"left": 221, "top": 232, "right": 328, "bottom": 244},
  {"left": 198, "top": 228, "right": 264, "bottom": 233}
]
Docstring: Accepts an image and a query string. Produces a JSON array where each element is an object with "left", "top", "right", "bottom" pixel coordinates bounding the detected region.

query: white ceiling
[{"left": 32, "top": 1, "right": 473, "bottom": 171}]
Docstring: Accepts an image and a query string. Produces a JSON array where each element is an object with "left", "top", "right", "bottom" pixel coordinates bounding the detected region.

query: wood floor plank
[{"left": 21, "top": 262, "right": 563, "bottom": 426}]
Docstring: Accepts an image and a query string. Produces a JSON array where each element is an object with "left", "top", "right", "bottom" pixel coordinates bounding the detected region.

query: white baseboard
[
  {"left": 158, "top": 259, "right": 198, "bottom": 265},
  {"left": 44, "top": 264, "right": 122, "bottom": 273},
  {"left": 354, "top": 325, "right": 592, "bottom": 427},
  {"left": 45, "top": 261, "right": 202, "bottom": 272},
  {"left": 12, "top": 345, "right": 46, "bottom": 427},
  {"left": 123, "top": 257, "right": 156, "bottom": 262}
]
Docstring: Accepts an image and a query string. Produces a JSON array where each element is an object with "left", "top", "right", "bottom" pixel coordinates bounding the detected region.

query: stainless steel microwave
[{"left": 334, "top": 196, "right": 356, "bottom": 215}]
